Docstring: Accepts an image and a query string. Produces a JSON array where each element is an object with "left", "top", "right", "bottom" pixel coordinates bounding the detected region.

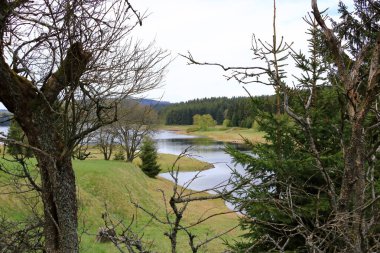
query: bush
[
  {"left": 113, "top": 150, "right": 125, "bottom": 161},
  {"left": 222, "top": 119, "right": 231, "bottom": 127},
  {"left": 7, "top": 119, "right": 33, "bottom": 158},
  {"left": 251, "top": 120, "right": 260, "bottom": 131},
  {"left": 139, "top": 137, "right": 161, "bottom": 178},
  {"left": 193, "top": 114, "right": 216, "bottom": 130}
]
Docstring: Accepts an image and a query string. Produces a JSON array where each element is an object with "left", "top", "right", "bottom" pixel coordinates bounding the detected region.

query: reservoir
[
  {"left": 154, "top": 130, "right": 247, "bottom": 196},
  {"left": 0, "top": 126, "right": 8, "bottom": 136}
]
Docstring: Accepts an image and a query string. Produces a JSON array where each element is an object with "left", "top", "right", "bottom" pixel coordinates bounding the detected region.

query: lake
[
  {"left": 154, "top": 130, "right": 247, "bottom": 208},
  {"left": 0, "top": 126, "right": 8, "bottom": 136}
]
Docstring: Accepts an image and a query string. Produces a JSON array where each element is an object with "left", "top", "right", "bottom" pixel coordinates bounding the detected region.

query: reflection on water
[
  {"left": 0, "top": 126, "right": 8, "bottom": 136},
  {"left": 154, "top": 130, "right": 247, "bottom": 195}
]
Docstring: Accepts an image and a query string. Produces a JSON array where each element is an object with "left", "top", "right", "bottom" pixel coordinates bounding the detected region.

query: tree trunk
[
  {"left": 0, "top": 41, "right": 90, "bottom": 252},
  {"left": 18, "top": 106, "right": 79, "bottom": 253},
  {"left": 38, "top": 155, "right": 78, "bottom": 253},
  {"left": 339, "top": 117, "right": 366, "bottom": 253},
  {"left": 126, "top": 150, "right": 135, "bottom": 162}
]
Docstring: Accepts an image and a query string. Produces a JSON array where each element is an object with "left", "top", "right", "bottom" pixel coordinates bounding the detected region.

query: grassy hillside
[{"left": 0, "top": 157, "right": 241, "bottom": 252}]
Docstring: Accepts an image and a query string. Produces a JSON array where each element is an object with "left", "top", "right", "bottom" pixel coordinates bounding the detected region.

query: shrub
[
  {"left": 7, "top": 119, "right": 33, "bottom": 158},
  {"left": 113, "top": 150, "right": 125, "bottom": 161},
  {"left": 222, "top": 119, "right": 231, "bottom": 128}
]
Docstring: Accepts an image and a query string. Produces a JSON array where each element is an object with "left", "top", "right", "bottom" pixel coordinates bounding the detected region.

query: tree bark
[
  {"left": 26, "top": 110, "right": 78, "bottom": 253},
  {"left": 340, "top": 117, "right": 366, "bottom": 253}
]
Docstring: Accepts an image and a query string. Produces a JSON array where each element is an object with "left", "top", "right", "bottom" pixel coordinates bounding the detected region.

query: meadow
[{"left": 0, "top": 152, "right": 241, "bottom": 252}]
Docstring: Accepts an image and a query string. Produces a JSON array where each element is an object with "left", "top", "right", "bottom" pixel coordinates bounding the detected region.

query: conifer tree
[
  {"left": 7, "top": 120, "right": 33, "bottom": 158},
  {"left": 139, "top": 137, "right": 161, "bottom": 178},
  {"left": 184, "top": 1, "right": 380, "bottom": 251}
]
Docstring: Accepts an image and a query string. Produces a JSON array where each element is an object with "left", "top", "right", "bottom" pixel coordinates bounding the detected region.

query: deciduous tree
[
  {"left": 115, "top": 100, "right": 159, "bottom": 162},
  {"left": 96, "top": 125, "right": 117, "bottom": 161},
  {"left": 192, "top": 114, "right": 216, "bottom": 130},
  {"left": 0, "top": 1, "right": 168, "bottom": 252}
]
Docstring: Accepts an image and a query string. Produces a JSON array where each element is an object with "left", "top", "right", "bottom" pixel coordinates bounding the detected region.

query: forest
[{"left": 161, "top": 95, "right": 277, "bottom": 127}]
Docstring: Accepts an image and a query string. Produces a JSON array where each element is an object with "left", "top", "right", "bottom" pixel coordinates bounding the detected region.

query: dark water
[{"left": 153, "top": 131, "right": 247, "bottom": 205}]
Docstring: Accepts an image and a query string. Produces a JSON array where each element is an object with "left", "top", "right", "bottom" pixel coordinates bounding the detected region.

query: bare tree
[
  {"left": 0, "top": 216, "right": 44, "bottom": 253},
  {"left": 0, "top": 156, "right": 44, "bottom": 253},
  {"left": 115, "top": 100, "right": 159, "bottom": 162},
  {"left": 0, "top": 1, "right": 168, "bottom": 252},
  {"left": 96, "top": 125, "right": 117, "bottom": 160},
  {"left": 72, "top": 131, "right": 96, "bottom": 160},
  {"left": 100, "top": 149, "right": 242, "bottom": 253}
]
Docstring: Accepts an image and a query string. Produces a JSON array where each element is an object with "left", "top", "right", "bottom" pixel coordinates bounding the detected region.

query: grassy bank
[
  {"left": 0, "top": 157, "right": 240, "bottom": 252},
  {"left": 160, "top": 125, "right": 265, "bottom": 144},
  {"left": 156, "top": 153, "right": 214, "bottom": 172}
]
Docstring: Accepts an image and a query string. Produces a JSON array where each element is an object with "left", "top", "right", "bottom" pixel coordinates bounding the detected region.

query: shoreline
[{"left": 158, "top": 125, "right": 265, "bottom": 144}]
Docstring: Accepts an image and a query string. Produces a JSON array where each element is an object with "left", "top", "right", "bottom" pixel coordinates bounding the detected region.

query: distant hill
[
  {"left": 0, "top": 99, "right": 172, "bottom": 127},
  {"left": 138, "top": 98, "right": 171, "bottom": 109}
]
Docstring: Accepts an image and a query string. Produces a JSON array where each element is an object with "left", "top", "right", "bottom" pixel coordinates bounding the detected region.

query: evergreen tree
[
  {"left": 139, "top": 137, "right": 161, "bottom": 178},
  {"left": 227, "top": 90, "right": 341, "bottom": 251},
  {"left": 161, "top": 96, "right": 265, "bottom": 127},
  {"left": 224, "top": 2, "right": 380, "bottom": 251},
  {"left": 7, "top": 119, "right": 33, "bottom": 158}
]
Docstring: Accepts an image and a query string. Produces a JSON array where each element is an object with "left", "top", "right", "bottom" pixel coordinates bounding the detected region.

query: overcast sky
[
  {"left": 131, "top": 0, "right": 352, "bottom": 103},
  {"left": 0, "top": 1, "right": 352, "bottom": 111}
]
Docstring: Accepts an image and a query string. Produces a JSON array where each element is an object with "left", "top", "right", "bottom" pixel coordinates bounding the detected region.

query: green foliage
[
  {"left": 7, "top": 120, "right": 33, "bottom": 158},
  {"left": 192, "top": 114, "right": 202, "bottom": 126},
  {"left": 113, "top": 150, "right": 125, "bottom": 161},
  {"left": 251, "top": 120, "right": 259, "bottom": 130},
  {"left": 222, "top": 119, "right": 231, "bottom": 127},
  {"left": 192, "top": 114, "right": 216, "bottom": 130},
  {"left": 228, "top": 89, "right": 343, "bottom": 251},
  {"left": 161, "top": 96, "right": 274, "bottom": 127},
  {"left": 226, "top": 11, "right": 352, "bottom": 251},
  {"left": 139, "top": 137, "right": 161, "bottom": 178}
]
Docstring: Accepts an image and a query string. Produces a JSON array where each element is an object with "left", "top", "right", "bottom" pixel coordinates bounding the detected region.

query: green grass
[
  {"left": 135, "top": 153, "right": 214, "bottom": 172},
  {"left": 87, "top": 146, "right": 214, "bottom": 172},
  {"left": 0, "top": 158, "right": 241, "bottom": 253}
]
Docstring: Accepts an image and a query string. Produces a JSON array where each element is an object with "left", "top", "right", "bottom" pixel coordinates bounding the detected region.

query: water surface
[{"left": 154, "top": 130, "right": 247, "bottom": 193}]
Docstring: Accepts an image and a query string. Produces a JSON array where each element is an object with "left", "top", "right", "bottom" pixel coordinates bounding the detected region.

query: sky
[
  {"left": 0, "top": 0, "right": 352, "bottom": 110},
  {"left": 132, "top": 0, "right": 353, "bottom": 103}
]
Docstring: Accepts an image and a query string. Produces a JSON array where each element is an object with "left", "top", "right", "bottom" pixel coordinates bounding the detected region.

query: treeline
[{"left": 160, "top": 95, "right": 277, "bottom": 127}]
